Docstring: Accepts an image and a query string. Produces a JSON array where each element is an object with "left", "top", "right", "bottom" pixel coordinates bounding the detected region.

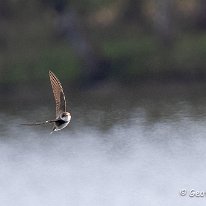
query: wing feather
[{"left": 49, "top": 70, "right": 66, "bottom": 117}]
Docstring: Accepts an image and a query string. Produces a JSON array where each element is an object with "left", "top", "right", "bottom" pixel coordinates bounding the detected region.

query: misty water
[{"left": 1, "top": 84, "right": 206, "bottom": 206}]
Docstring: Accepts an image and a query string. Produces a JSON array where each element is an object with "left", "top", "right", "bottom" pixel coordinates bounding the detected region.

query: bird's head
[{"left": 60, "top": 112, "right": 71, "bottom": 122}]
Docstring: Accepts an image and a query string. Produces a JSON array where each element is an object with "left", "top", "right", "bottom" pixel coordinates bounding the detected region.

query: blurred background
[
  {"left": 1, "top": 0, "right": 206, "bottom": 90},
  {"left": 1, "top": 1, "right": 206, "bottom": 206}
]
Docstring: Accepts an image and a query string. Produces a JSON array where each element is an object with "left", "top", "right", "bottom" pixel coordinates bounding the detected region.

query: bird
[{"left": 21, "top": 70, "right": 71, "bottom": 133}]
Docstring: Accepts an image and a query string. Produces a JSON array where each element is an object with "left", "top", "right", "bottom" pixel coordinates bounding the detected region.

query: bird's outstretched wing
[
  {"left": 20, "top": 120, "right": 56, "bottom": 126},
  {"left": 20, "top": 122, "right": 46, "bottom": 126},
  {"left": 49, "top": 70, "right": 66, "bottom": 118}
]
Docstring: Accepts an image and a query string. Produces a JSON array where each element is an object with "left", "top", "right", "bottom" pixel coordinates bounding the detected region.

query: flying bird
[{"left": 22, "top": 70, "right": 71, "bottom": 133}]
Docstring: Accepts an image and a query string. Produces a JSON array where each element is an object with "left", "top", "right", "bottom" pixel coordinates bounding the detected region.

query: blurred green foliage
[{"left": 0, "top": 0, "right": 206, "bottom": 87}]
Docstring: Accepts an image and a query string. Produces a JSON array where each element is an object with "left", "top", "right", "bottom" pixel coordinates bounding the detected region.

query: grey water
[{"left": 1, "top": 85, "right": 206, "bottom": 206}]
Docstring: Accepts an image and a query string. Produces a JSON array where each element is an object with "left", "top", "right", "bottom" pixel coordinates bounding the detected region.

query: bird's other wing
[
  {"left": 20, "top": 120, "right": 56, "bottom": 126},
  {"left": 49, "top": 70, "right": 66, "bottom": 118}
]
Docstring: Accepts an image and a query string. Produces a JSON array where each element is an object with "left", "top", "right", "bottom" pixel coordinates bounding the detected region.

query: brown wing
[{"left": 49, "top": 70, "right": 66, "bottom": 118}]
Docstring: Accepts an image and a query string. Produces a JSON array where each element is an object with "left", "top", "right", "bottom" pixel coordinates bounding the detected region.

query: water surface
[{"left": 0, "top": 84, "right": 206, "bottom": 206}]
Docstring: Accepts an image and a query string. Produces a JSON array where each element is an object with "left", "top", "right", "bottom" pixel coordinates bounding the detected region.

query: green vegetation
[
  {"left": 2, "top": 27, "right": 206, "bottom": 85},
  {"left": 102, "top": 33, "right": 206, "bottom": 82},
  {"left": 1, "top": 0, "right": 206, "bottom": 87}
]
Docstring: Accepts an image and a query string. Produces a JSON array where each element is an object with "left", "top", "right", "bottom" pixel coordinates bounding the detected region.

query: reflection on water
[{"left": 1, "top": 85, "right": 206, "bottom": 206}]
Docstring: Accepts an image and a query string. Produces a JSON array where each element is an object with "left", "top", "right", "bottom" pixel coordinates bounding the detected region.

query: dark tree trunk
[
  {"left": 122, "top": 0, "right": 144, "bottom": 25},
  {"left": 153, "top": 0, "right": 175, "bottom": 47},
  {"left": 196, "top": 0, "right": 206, "bottom": 30}
]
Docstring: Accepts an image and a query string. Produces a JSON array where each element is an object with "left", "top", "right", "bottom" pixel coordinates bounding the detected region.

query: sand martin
[{"left": 22, "top": 70, "right": 71, "bottom": 133}]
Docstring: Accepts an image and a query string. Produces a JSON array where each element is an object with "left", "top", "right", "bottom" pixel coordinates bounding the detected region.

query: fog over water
[{"left": 1, "top": 86, "right": 206, "bottom": 206}]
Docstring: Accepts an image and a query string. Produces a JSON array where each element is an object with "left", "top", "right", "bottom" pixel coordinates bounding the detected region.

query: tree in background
[
  {"left": 42, "top": 0, "right": 111, "bottom": 87},
  {"left": 152, "top": 0, "right": 176, "bottom": 46}
]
